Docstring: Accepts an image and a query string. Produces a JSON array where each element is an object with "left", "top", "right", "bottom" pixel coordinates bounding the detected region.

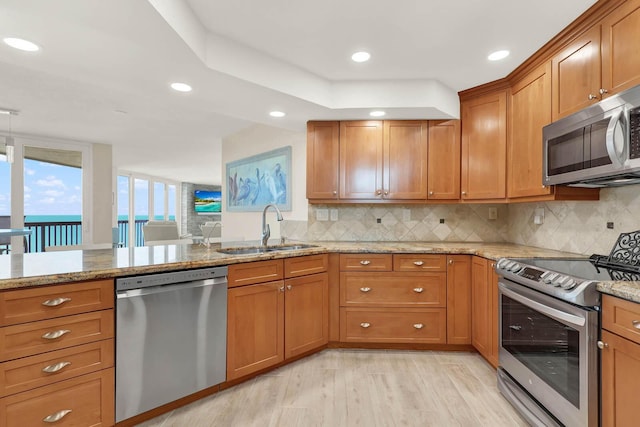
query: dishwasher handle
[{"left": 116, "top": 277, "right": 226, "bottom": 299}]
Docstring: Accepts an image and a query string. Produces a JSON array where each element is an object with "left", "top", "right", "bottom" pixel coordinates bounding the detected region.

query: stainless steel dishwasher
[{"left": 115, "top": 266, "right": 227, "bottom": 423}]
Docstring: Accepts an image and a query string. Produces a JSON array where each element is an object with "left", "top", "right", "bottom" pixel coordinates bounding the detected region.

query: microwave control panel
[{"left": 631, "top": 106, "right": 640, "bottom": 159}]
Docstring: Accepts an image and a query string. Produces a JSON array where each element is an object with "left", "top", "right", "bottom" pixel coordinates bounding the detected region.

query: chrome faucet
[{"left": 261, "top": 204, "right": 283, "bottom": 247}]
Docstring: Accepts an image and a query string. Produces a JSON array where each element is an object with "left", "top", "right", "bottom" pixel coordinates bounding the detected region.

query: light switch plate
[
  {"left": 330, "top": 209, "right": 338, "bottom": 221},
  {"left": 316, "top": 209, "right": 329, "bottom": 221}
]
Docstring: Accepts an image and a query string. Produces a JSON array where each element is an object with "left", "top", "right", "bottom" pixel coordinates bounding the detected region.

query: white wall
[
  {"left": 221, "top": 124, "right": 307, "bottom": 242},
  {"left": 92, "top": 143, "right": 113, "bottom": 244}
]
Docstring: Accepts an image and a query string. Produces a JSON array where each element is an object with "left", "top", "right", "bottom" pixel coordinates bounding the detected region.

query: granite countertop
[{"left": 0, "top": 240, "right": 638, "bottom": 303}]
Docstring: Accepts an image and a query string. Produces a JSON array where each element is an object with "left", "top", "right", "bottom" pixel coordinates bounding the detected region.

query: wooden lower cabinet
[
  {"left": 600, "top": 330, "right": 640, "bottom": 427},
  {"left": 227, "top": 256, "right": 329, "bottom": 381},
  {"left": 284, "top": 273, "right": 329, "bottom": 359},
  {"left": 226, "top": 280, "right": 285, "bottom": 381},
  {"left": 340, "top": 307, "right": 446, "bottom": 343},
  {"left": 601, "top": 294, "right": 640, "bottom": 427},
  {"left": 446, "top": 255, "right": 472, "bottom": 344},
  {"left": 471, "top": 257, "right": 499, "bottom": 367},
  {"left": 0, "top": 367, "right": 114, "bottom": 427}
]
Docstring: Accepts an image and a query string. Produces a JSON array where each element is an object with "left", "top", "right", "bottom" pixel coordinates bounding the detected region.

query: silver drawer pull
[
  {"left": 413, "top": 261, "right": 424, "bottom": 266},
  {"left": 413, "top": 323, "right": 424, "bottom": 329},
  {"left": 41, "top": 297, "right": 71, "bottom": 307},
  {"left": 42, "top": 361, "right": 72, "bottom": 373},
  {"left": 359, "top": 287, "right": 371, "bottom": 293},
  {"left": 43, "top": 409, "right": 72, "bottom": 423},
  {"left": 359, "top": 260, "right": 371, "bottom": 265},
  {"left": 413, "top": 287, "right": 424, "bottom": 293},
  {"left": 41, "top": 329, "right": 71, "bottom": 340},
  {"left": 360, "top": 322, "right": 371, "bottom": 328},
  {"left": 633, "top": 320, "right": 640, "bottom": 330}
]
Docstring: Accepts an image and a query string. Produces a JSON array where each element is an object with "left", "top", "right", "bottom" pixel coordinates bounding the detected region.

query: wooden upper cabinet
[
  {"left": 383, "top": 120, "right": 428, "bottom": 200},
  {"left": 601, "top": 0, "right": 640, "bottom": 96},
  {"left": 428, "top": 120, "right": 460, "bottom": 200},
  {"left": 508, "top": 62, "right": 552, "bottom": 199},
  {"left": 306, "top": 121, "right": 340, "bottom": 200},
  {"left": 551, "top": 26, "right": 602, "bottom": 120},
  {"left": 461, "top": 90, "right": 507, "bottom": 200},
  {"left": 339, "top": 121, "right": 384, "bottom": 199}
]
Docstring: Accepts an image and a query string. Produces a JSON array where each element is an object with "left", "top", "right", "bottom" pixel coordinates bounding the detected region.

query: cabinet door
[
  {"left": 601, "top": 0, "right": 640, "bottom": 96},
  {"left": 226, "top": 281, "right": 284, "bottom": 381},
  {"left": 339, "top": 121, "right": 383, "bottom": 199},
  {"left": 471, "top": 257, "right": 490, "bottom": 357},
  {"left": 446, "top": 255, "right": 471, "bottom": 344},
  {"left": 461, "top": 91, "right": 507, "bottom": 200},
  {"left": 551, "top": 26, "right": 601, "bottom": 120},
  {"left": 284, "top": 273, "right": 328, "bottom": 359},
  {"left": 600, "top": 330, "right": 640, "bottom": 427},
  {"left": 508, "top": 62, "right": 553, "bottom": 199},
  {"left": 383, "top": 120, "right": 428, "bottom": 200},
  {"left": 427, "top": 120, "right": 460, "bottom": 200},
  {"left": 306, "top": 121, "right": 340, "bottom": 199}
]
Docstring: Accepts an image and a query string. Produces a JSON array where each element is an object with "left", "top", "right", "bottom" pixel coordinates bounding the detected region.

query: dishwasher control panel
[{"left": 116, "top": 266, "right": 228, "bottom": 292}]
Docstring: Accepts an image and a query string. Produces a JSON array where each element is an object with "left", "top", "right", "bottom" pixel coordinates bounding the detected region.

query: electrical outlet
[
  {"left": 488, "top": 207, "right": 498, "bottom": 220},
  {"left": 534, "top": 208, "right": 545, "bottom": 225},
  {"left": 330, "top": 209, "right": 338, "bottom": 221},
  {"left": 315, "top": 209, "right": 329, "bottom": 221}
]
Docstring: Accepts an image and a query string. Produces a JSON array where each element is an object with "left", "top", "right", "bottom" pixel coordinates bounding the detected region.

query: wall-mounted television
[{"left": 194, "top": 190, "right": 222, "bottom": 214}]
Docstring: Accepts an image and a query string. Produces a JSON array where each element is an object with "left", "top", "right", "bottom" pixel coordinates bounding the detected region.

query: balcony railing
[{"left": 23, "top": 219, "right": 147, "bottom": 253}]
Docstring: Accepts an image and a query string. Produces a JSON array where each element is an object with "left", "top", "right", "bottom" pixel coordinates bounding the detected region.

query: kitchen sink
[{"left": 217, "top": 243, "right": 318, "bottom": 255}]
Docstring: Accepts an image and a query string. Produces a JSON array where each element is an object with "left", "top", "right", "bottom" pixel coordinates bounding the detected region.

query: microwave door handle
[{"left": 605, "top": 108, "right": 625, "bottom": 167}]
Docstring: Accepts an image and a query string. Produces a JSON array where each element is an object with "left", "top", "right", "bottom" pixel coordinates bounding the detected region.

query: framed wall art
[{"left": 226, "top": 146, "right": 291, "bottom": 212}]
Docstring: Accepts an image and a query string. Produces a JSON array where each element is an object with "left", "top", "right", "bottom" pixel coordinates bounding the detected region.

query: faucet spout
[{"left": 261, "top": 204, "right": 283, "bottom": 247}]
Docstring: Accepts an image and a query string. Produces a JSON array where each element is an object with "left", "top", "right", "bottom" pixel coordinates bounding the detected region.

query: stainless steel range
[{"left": 496, "top": 236, "right": 640, "bottom": 427}]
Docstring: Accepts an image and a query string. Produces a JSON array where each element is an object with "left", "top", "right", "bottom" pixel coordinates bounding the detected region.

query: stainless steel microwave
[{"left": 543, "top": 84, "right": 640, "bottom": 187}]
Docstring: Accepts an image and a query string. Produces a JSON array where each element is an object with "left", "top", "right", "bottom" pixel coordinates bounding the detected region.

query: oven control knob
[
  {"left": 543, "top": 273, "right": 557, "bottom": 284},
  {"left": 497, "top": 259, "right": 510, "bottom": 270},
  {"left": 553, "top": 275, "right": 568, "bottom": 287},
  {"left": 561, "top": 279, "right": 577, "bottom": 290}
]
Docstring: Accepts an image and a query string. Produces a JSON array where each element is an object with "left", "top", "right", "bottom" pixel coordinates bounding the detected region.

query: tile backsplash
[{"left": 280, "top": 186, "right": 640, "bottom": 254}]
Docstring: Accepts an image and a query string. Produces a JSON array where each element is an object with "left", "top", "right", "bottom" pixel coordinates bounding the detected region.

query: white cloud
[
  {"left": 25, "top": 167, "right": 36, "bottom": 176},
  {"left": 74, "top": 186, "right": 81, "bottom": 191},
  {"left": 41, "top": 197, "right": 56, "bottom": 204},
  {"left": 24, "top": 194, "right": 31, "bottom": 200},
  {"left": 24, "top": 186, "right": 31, "bottom": 193},
  {"left": 36, "top": 175, "right": 66, "bottom": 189},
  {"left": 43, "top": 190, "right": 64, "bottom": 197}
]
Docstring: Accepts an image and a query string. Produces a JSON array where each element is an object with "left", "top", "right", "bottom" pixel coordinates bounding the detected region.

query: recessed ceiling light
[
  {"left": 369, "top": 111, "right": 386, "bottom": 117},
  {"left": 488, "top": 50, "right": 510, "bottom": 61},
  {"left": 3, "top": 37, "right": 40, "bottom": 52},
  {"left": 351, "top": 51, "right": 371, "bottom": 63},
  {"left": 170, "top": 82, "right": 192, "bottom": 92},
  {"left": 269, "top": 111, "right": 286, "bottom": 118}
]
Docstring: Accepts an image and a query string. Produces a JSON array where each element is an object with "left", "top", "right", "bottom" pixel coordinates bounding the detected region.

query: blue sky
[{"left": 0, "top": 155, "right": 82, "bottom": 216}]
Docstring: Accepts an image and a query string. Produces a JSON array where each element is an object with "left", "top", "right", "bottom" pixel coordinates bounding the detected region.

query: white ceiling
[{"left": 0, "top": 0, "right": 597, "bottom": 185}]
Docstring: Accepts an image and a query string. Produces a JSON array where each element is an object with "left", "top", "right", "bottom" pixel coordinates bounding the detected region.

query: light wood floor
[{"left": 138, "top": 349, "right": 528, "bottom": 427}]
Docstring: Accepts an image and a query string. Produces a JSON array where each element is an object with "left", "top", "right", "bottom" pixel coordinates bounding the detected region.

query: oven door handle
[{"left": 500, "top": 283, "right": 586, "bottom": 328}]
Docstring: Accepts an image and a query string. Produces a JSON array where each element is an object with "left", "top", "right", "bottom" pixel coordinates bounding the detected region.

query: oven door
[{"left": 498, "top": 279, "right": 598, "bottom": 427}]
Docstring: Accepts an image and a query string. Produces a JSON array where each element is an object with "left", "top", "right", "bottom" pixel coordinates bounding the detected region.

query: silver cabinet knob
[
  {"left": 413, "top": 287, "right": 424, "bottom": 293},
  {"left": 599, "top": 88, "right": 609, "bottom": 95},
  {"left": 632, "top": 320, "right": 640, "bottom": 330},
  {"left": 360, "top": 322, "right": 371, "bottom": 328},
  {"left": 279, "top": 286, "right": 285, "bottom": 292},
  {"left": 286, "top": 285, "right": 292, "bottom": 291},
  {"left": 413, "top": 323, "right": 424, "bottom": 329},
  {"left": 588, "top": 93, "right": 598, "bottom": 100},
  {"left": 41, "top": 329, "right": 70, "bottom": 340},
  {"left": 413, "top": 261, "right": 424, "bottom": 266},
  {"left": 383, "top": 190, "right": 389, "bottom": 196},
  {"left": 42, "top": 361, "right": 72, "bottom": 373},
  {"left": 448, "top": 259, "right": 453, "bottom": 265},
  {"left": 43, "top": 410, "right": 72, "bottom": 423},
  {"left": 359, "top": 287, "right": 371, "bottom": 293},
  {"left": 428, "top": 191, "right": 434, "bottom": 196},
  {"left": 41, "top": 297, "right": 71, "bottom": 307},
  {"left": 360, "top": 260, "right": 371, "bottom": 265},
  {"left": 375, "top": 189, "right": 382, "bottom": 196},
  {"left": 461, "top": 191, "right": 467, "bottom": 196},
  {"left": 333, "top": 190, "right": 337, "bottom": 196},
  {"left": 597, "top": 340, "right": 609, "bottom": 349}
]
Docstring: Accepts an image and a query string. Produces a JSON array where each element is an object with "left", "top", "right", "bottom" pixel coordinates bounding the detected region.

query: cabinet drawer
[
  {"left": 0, "top": 310, "right": 114, "bottom": 362},
  {"left": 0, "top": 280, "right": 114, "bottom": 327},
  {"left": 284, "top": 254, "right": 328, "bottom": 278},
  {"left": 603, "top": 295, "right": 640, "bottom": 345},
  {"left": 340, "top": 307, "right": 446, "bottom": 343},
  {"left": 228, "top": 260, "right": 284, "bottom": 288},
  {"left": 340, "top": 272, "right": 446, "bottom": 307},
  {"left": 393, "top": 254, "right": 446, "bottom": 272},
  {"left": 339, "top": 254, "right": 392, "bottom": 271},
  {"left": 0, "top": 340, "right": 114, "bottom": 397},
  {"left": 0, "top": 368, "right": 114, "bottom": 427}
]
